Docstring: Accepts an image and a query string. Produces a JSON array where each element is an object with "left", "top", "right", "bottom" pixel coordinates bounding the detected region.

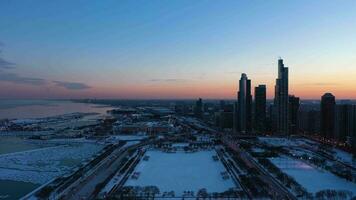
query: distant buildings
[
  {"left": 236, "top": 73, "right": 252, "bottom": 133},
  {"left": 288, "top": 95, "right": 300, "bottom": 135},
  {"left": 299, "top": 108, "right": 320, "bottom": 135},
  {"left": 215, "top": 104, "right": 234, "bottom": 130},
  {"left": 321, "top": 93, "right": 336, "bottom": 139},
  {"left": 254, "top": 85, "right": 266, "bottom": 133},
  {"left": 113, "top": 121, "right": 174, "bottom": 135},
  {"left": 274, "top": 58, "right": 289, "bottom": 135}
]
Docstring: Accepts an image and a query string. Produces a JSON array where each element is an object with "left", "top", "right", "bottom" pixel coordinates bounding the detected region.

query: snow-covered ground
[
  {"left": 171, "top": 143, "right": 190, "bottom": 148},
  {"left": 0, "top": 141, "right": 104, "bottom": 184},
  {"left": 258, "top": 137, "right": 316, "bottom": 148},
  {"left": 108, "top": 135, "right": 148, "bottom": 142},
  {"left": 270, "top": 156, "right": 356, "bottom": 195},
  {"left": 251, "top": 147, "right": 265, "bottom": 153},
  {"left": 125, "top": 150, "right": 235, "bottom": 196},
  {"left": 333, "top": 148, "right": 356, "bottom": 168}
]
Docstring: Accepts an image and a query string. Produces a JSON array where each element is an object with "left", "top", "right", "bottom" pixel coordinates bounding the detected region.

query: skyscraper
[
  {"left": 237, "top": 73, "right": 252, "bottom": 133},
  {"left": 349, "top": 105, "right": 356, "bottom": 155},
  {"left": 274, "top": 58, "right": 289, "bottom": 135},
  {"left": 334, "top": 104, "right": 356, "bottom": 144},
  {"left": 321, "top": 93, "right": 336, "bottom": 139},
  {"left": 194, "top": 98, "right": 203, "bottom": 119},
  {"left": 288, "top": 95, "right": 300, "bottom": 135},
  {"left": 335, "top": 104, "right": 349, "bottom": 141},
  {"left": 255, "top": 85, "right": 266, "bottom": 133}
]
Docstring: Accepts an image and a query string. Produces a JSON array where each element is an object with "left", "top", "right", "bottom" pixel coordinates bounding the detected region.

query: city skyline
[
  {"left": 1, "top": 1, "right": 356, "bottom": 199},
  {"left": 1, "top": 0, "right": 356, "bottom": 99}
]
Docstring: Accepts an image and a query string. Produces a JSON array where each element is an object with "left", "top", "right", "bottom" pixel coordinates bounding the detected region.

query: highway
[
  {"left": 221, "top": 134, "right": 297, "bottom": 200},
  {"left": 56, "top": 141, "right": 149, "bottom": 200}
]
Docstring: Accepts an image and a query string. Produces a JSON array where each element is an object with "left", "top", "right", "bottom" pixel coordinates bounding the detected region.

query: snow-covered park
[
  {"left": 258, "top": 137, "right": 316, "bottom": 148},
  {"left": 270, "top": 156, "right": 356, "bottom": 195},
  {"left": 125, "top": 149, "right": 235, "bottom": 196},
  {"left": 0, "top": 141, "right": 104, "bottom": 184},
  {"left": 333, "top": 148, "right": 356, "bottom": 168}
]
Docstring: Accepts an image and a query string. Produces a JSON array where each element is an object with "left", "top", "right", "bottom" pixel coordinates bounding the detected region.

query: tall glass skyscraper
[
  {"left": 274, "top": 58, "right": 289, "bottom": 135},
  {"left": 255, "top": 85, "right": 266, "bottom": 133},
  {"left": 237, "top": 73, "right": 252, "bottom": 133}
]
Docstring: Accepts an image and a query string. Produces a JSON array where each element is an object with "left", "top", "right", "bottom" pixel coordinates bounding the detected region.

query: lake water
[
  {"left": 0, "top": 136, "right": 53, "bottom": 199},
  {"left": 0, "top": 100, "right": 113, "bottom": 199},
  {"left": 0, "top": 99, "right": 115, "bottom": 119},
  {"left": 0, "top": 180, "right": 39, "bottom": 200},
  {"left": 0, "top": 136, "right": 52, "bottom": 155}
]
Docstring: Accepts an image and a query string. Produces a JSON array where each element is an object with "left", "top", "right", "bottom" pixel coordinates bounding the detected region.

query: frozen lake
[
  {"left": 0, "top": 136, "right": 52, "bottom": 155},
  {"left": 0, "top": 138, "right": 104, "bottom": 199},
  {"left": 125, "top": 150, "right": 235, "bottom": 196},
  {"left": 0, "top": 99, "right": 114, "bottom": 119},
  {"left": 270, "top": 156, "right": 356, "bottom": 195}
]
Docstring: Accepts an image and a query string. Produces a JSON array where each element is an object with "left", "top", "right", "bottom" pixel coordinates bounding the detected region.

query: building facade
[
  {"left": 274, "top": 58, "right": 289, "bottom": 135},
  {"left": 237, "top": 73, "right": 252, "bottom": 133},
  {"left": 254, "top": 85, "right": 266, "bottom": 133},
  {"left": 288, "top": 95, "right": 300, "bottom": 135},
  {"left": 320, "top": 93, "right": 336, "bottom": 139}
]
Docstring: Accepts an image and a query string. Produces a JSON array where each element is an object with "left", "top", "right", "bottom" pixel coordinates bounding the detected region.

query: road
[
  {"left": 221, "top": 134, "right": 297, "bottom": 200},
  {"left": 57, "top": 142, "right": 147, "bottom": 200}
]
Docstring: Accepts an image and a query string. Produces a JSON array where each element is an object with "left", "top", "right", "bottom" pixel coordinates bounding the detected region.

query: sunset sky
[{"left": 1, "top": 0, "right": 356, "bottom": 99}]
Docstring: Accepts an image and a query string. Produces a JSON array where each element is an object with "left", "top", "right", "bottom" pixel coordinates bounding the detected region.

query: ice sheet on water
[{"left": 0, "top": 141, "right": 104, "bottom": 184}]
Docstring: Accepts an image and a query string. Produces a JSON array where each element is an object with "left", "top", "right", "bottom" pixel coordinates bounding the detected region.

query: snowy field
[
  {"left": 125, "top": 150, "right": 235, "bottom": 196},
  {"left": 333, "top": 148, "right": 356, "bottom": 168},
  {"left": 258, "top": 137, "right": 316, "bottom": 147},
  {"left": 108, "top": 135, "right": 148, "bottom": 142},
  {"left": 270, "top": 156, "right": 356, "bottom": 195},
  {"left": 0, "top": 141, "right": 104, "bottom": 184}
]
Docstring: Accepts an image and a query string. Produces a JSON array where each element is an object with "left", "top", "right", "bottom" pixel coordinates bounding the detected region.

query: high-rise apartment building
[
  {"left": 321, "top": 93, "right": 336, "bottom": 138},
  {"left": 274, "top": 58, "right": 289, "bottom": 134},
  {"left": 255, "top": 85, "right": 266, "bottom": 133},
  {"left": 237, "top": 73, "right": 252, "bottom": 133},
  {"left": 288, "top": 95, "right": 300, "bottom": 135},
  {"left": 194, "top": 98, "right": 203, "bottom": 119}
]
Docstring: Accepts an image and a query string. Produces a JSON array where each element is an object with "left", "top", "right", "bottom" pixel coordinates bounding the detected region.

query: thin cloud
[
  {"left": 0, "top": 43, "right": 90, "bottom": 90},
  {"left": 0, "top": 72, "right": 46, "bottom": 85},
  {"left": 0, "top": 43, "right": 15, "bottom": 69},
  {"left": 53, "top": 81, "right": 91, "bottom": 90},
  {"left": 0, "top": 57, "right": 15, "bottom": 69},
  {"left": 0, "top": 72, "right": 91, "bottom": 91},
  {"left": 148, "top": 78, "right": 190, "bottom": 83}
]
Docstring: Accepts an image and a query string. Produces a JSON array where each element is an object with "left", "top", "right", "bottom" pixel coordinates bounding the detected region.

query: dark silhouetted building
[
  {"left": 237, "top": 73, "right": 252, "bottom": 133},
  {"left": 219, "top": 100, "right": 226, "bottom": 110},
  {"left": 321, "top": 93, "right": 336, "bottom": 139},
  {"left": 335, "top": 104, "right": 356, "bottom": 147},
  {"left": 288, "top": 95, "right": 300, "bottom": 135},
  {"left": 348, "top": 105, "right": 356, "bottom": 155},
  {"left": 233, "top": 102, "right": 238, "bottom": 133},
  {"left": 299, "top": 109, "right": 320, "bottom": 135},
  {"left": 194, "top": 98, "right": 203, "bottom": 119},
  {"left": 335, "top": 104, "right": 349, "bottom": 142},
  {"left": 274, "top": 58, "right": 289, "bottom": 135},
  {"left": 254, "top": 85, "right": 266, "bottom": 133},
  {"left": 215, "top": 104, "right": 234, "bottom": 130}
]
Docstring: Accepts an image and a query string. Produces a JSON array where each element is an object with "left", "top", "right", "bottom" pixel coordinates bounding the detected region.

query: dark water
[
  {"left": 0, "top": 180, "right": 39, "bottom": 200},
  {"left": 0, "top": 136, "right": 49, "bottom": 155}
]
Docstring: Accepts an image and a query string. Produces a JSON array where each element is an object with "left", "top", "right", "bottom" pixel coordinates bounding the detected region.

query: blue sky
[{"left": 0, "top": 0, "right": 356, "bottom": 99}]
